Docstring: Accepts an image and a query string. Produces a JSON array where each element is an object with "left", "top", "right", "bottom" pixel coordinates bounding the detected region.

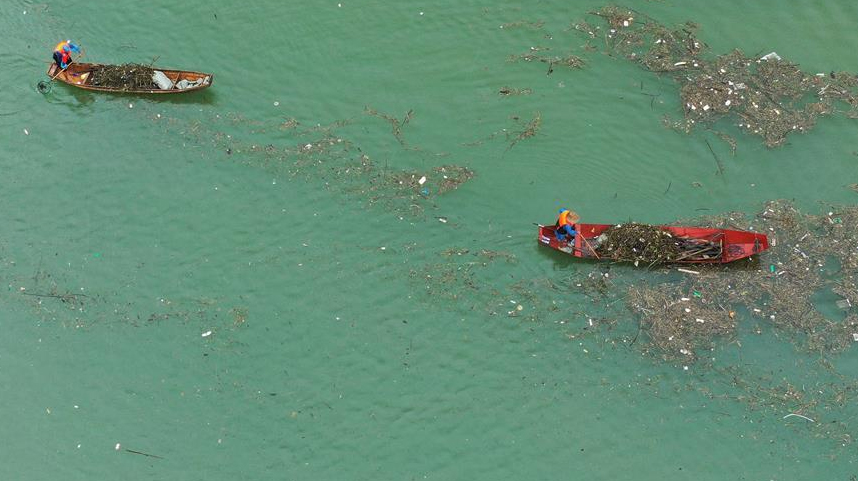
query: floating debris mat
[
  {"left": 575, "top": 6, "right": 858, "bottom": 147},
  {"left": 595, "top": 223, "right": 721, "bottom": 264},
  {"left": 88, "top": 64, "right": 158, "bottom": 90}
]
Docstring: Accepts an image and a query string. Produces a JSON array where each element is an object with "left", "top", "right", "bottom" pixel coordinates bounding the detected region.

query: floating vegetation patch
[
  {"left": 358, "top": 165, "right": 474, "bottom": 215},
  {"left": 364, "top": 106, "right": 414, "bottom": 147},
  {"left": 509, "top": 47, "right": 585, "bottom": 75},
  {"left": 410, "top": 248, "right": 517, "bottom": 307},
  {"left": 9, "top": 262, "right": 247, "bottom": 346},
  {"left": 88, "top": 63, "right": 158, "bottom": 90},
  {"left": 499, "top": 86, "right": 533, "bottom": 97},
  {"left": 500, "top": 20, "right": 545, "bottom": 30},
  {"left": 465, "top": 111, "right": 543, "bottom": 150},
  {"left": 574, "top": 6, "right": 858, "bottom": 147},
  {"left": 147, "top": 107, "right": 475, "bottom": 218}
]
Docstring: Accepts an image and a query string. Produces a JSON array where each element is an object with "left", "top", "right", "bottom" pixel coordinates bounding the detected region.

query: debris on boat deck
[
  {"left": 89, "top": 63, "right": 158, "bottom": 90},
  {"left": 595, "top": 223, "right": 721, "bottom": 264}
]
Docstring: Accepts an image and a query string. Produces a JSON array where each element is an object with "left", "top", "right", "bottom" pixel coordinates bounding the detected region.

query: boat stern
[
  {"left": 722, "top": 230, "right": 770, "bottom": 262},
  {"left": 537, "top": 224, "right": 579, "bottom": 256}
]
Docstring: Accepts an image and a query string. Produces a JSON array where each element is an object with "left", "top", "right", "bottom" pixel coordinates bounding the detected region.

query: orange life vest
[
  {"left": 558, "top": 210, "right": 572, "bottom": 226},
  {"left": 54, "top": 41, "right": 69, "bottom": 53}
]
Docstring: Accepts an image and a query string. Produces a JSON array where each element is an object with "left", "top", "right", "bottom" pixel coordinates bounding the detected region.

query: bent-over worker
[
  {"left": 53, "top": 40, "right": 80, "bottom": 69},
  {"left": 555, "top": 208, "right": 578, "bottom": 242}
]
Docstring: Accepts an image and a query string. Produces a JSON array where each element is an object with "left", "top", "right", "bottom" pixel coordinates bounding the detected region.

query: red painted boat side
[{"left": 537, "top": 223, "right": 769, "bottom": 264}]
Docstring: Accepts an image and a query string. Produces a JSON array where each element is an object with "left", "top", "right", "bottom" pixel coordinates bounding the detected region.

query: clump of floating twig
[
  {"left": 364, "top": 106, "right": 414, "bottom": 146},
  {"left": 507, "top": 111, "right": 542, "bottom": 150},
  {"left": 510, "top": 48, "right": 585, "bottom": 74}
]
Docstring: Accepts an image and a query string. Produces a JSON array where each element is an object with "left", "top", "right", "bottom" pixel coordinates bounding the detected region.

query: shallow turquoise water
[{"left": 3, "top": 1, "right": 858, "bottom": 479}]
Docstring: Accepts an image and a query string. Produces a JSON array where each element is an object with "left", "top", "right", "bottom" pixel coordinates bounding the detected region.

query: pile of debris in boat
[
  {"left": 574, "top": 5, "right": 858, "bottom": 147},
  {"left": 88, "top": 64, "right": 159, "bottom": 90},
  {"left": 594, "top": 223, "right": 721, "bottom": 264}
]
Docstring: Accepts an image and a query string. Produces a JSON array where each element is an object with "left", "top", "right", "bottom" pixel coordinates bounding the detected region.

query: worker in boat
[
  {"left": 52, "top": 40, "right": 81, "bottom": 69},
  {"left": 555, "top": 208, "right": 579, "bottom": 242}
]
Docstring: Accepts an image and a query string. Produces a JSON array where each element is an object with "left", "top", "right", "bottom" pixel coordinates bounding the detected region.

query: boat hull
[
  {"left": 538, "top": 223, "right": 769, "bottom": 264},
  {"left": 47, "top": 62, "right": 212, "bottom": 94}
]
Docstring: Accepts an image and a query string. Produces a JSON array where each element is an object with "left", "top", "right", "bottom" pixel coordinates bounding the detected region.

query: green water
[{"left": 3, "top": 1, "right": 858, "bottom": 479}]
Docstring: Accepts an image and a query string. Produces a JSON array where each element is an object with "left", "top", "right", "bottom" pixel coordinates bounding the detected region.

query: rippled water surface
[{"left": 3, "top": 1, "right": 858, "bottom": 479}]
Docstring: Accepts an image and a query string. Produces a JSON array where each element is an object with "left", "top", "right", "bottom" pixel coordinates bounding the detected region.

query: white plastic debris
[
  {"left": 23, "top": 129, "right": 29, "bottom": 135},
  {"left": 115, "top": 443, "right": 121, "bottom": 451},
  {"left": 201, "top": 330, "right": 212, "bottom": 337},
  {"left": 760, "top": 52, "right": 782, "bottom": 61},
  {"left": 273, "top": 101, "right": 280, "bottom": 106},
  {"left": 853, "top": 333, "right": 858, "bottom": 342},
  {"left": 418, "top": 176, "right": 427, "bottom": 185}
]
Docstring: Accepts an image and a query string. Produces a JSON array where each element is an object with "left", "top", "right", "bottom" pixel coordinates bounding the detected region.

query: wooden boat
[
  {"left": 538, "top": 223, "right": 769, "bottom": 264},
  {"left": 46, "top": 62, "right": 212, "bottom": 94}
]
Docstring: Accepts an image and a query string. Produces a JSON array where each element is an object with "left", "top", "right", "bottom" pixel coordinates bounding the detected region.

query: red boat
[{"left": 538, "top": 223, "right": 769, "bottom": 264}]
